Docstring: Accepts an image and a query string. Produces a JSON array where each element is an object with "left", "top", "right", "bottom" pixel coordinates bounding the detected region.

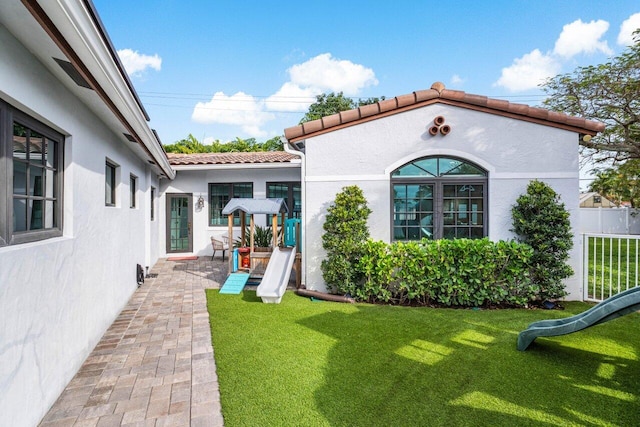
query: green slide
[{"left": 517, "top": 286, "right": 640, "bottom": 351}]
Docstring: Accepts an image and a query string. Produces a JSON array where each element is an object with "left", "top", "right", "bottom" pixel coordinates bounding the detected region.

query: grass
[
  {"left": 206, "top": 290, "right": 640, "bottom": 426},
  {"left": 585, "top": 236, "right": 640, "bottom": 300}
]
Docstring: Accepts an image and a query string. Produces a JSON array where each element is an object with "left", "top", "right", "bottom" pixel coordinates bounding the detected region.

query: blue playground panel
[{"left": 219, "top": 273, "right": 250, "bottom": 294}]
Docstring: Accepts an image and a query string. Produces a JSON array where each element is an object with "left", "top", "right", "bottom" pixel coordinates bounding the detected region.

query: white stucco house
[
  {"left": 0, "top": 1, "right": 173, "bottom": 425},
  {"left": 1, "top": 1, "right": 605, "bottom": 426},
  {"left": 283, "top": 82, "right": 603, "bottom": 298}
]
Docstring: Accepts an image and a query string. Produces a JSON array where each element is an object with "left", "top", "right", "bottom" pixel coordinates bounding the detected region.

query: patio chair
[{"left": 211, "top": 234, "right": 229, "bottom": 261}]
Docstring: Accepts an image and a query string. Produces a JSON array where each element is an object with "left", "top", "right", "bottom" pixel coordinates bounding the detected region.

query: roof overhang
[
  {"left": 222, "top": 198, "right": 288, "bottom": 215},
  {"left": 171, "top": 162, "right": 301, "bottom": 172},
  {"left": 0, "top": 0, "right": 175, "bottom": 179},
  {"left": 284, "top": 82, "right": 605, "bottom": 144}
]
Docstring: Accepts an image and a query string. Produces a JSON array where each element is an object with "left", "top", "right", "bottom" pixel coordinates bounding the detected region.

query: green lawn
[
  {"left": 585, "top": 236, "right": 640, "bottom": 300},
  {"left": 206, "top": 290, "right": 640, "bottom": 427}
]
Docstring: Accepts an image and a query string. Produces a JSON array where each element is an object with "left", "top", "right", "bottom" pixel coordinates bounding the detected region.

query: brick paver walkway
[{"left": 39, "top": 257, "right": 228, "bottom": 427}]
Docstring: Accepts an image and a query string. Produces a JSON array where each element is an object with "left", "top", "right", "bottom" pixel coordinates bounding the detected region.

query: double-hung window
[
  {"left": 1, "top": 100, "right": 64, "bottom": 246},
  {"left": 208, "top": 183, "right": 253, "bottom": 226},
  {"left": 392, "top": 156, "right": 487, "bottom": 241}
]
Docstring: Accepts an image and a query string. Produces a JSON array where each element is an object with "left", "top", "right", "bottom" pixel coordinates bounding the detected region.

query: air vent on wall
[
  {"left": 53, "top": 58, "right": 92, "bottom": 89},
  {"left": 123, "top": 133, "right": 136, "bottom": 142}
]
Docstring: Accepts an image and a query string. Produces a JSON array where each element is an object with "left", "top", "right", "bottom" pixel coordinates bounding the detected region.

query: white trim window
[{"left": 1, "top": 100, "right": 64, "bottom": 246}]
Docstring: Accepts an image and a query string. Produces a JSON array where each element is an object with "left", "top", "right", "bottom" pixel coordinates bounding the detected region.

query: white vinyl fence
[
  {"left": 582, "top": 233, "right": 640, "bottom": 302},
  {"left": 580, "top": 207, "right": 640, "bottom": 235}
]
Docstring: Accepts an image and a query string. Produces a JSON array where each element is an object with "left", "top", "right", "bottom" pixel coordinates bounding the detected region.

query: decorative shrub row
[{"left": 354, "top": 238, "right": 537, "bottom": 307}]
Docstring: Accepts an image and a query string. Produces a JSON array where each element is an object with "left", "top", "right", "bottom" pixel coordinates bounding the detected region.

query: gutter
[{"left": 170, "top": 161, "right": 301, "bottom": 172}]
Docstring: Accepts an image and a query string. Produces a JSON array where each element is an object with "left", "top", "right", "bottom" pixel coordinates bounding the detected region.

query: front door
[{"left": 166, "top": 193, "right": 193, "bottom": 253}]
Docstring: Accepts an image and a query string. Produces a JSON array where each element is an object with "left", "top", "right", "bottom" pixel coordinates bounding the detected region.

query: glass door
[{"left": 166, "top": 194, "right": 192, "bottom": 253}]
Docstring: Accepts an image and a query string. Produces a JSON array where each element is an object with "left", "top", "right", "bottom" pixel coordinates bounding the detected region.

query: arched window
[{"left": 391, "top": 156, "right": 487, "bottom": 241}]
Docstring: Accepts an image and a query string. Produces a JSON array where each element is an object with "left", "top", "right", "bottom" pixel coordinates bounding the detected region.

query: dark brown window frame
[
  {"left": 208, "top": 182, "right": 253, "bottom": 226},
  {"left": 391, "top": 156, "right": 488, "bottom": 241},
  {"left": 105, "top": 159, "right": 118, "bottom": 207},
  {"left": 0, "top": 99, "right": 64, "bottom": 246}
]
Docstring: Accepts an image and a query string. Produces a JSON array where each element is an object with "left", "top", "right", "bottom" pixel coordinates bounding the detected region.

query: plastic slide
[
  {"left": 517, "top": 286, "right": 640, "bottom": 351},
  {"left": 256, "top": 247, "right": 296, "bottom": 303}
]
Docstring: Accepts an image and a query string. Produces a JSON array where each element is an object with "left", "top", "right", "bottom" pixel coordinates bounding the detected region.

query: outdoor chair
[{"left": 211, "top": 234, "right": 229, "bottom": 261}]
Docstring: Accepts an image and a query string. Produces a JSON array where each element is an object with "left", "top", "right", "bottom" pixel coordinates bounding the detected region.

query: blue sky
[{"left": 93, "top": 0, "right": 639, "bottom": 147}]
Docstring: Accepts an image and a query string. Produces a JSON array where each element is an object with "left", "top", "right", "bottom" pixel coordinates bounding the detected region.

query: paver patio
[{"left": 39, "top": 257, "right": 229, "bottom": 427}]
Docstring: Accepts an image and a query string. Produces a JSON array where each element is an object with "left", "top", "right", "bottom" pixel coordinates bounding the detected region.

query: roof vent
[
  {"left": 123, "top": 133, "right": 136, "bottom": 143},
  {"left": 53, "top": 58, "right": 91, "bottom": 89}
]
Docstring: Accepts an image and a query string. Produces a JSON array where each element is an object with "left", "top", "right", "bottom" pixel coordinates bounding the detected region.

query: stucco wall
[
  {"left": 159, "top": 166, "right": 301, "bottom": 257},
  {"left": 0, "top": 25, "right": 158, "bottom": 426},
  {"left": 301, "top": 103, "right": 582, "bottom": 299}
]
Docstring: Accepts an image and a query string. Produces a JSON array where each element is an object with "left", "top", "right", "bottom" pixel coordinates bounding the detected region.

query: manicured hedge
[{"left": 355, "top": 238, "right": 536, "bottom": 307}]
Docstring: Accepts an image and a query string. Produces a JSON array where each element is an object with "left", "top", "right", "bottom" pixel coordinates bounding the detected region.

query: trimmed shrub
[
  {"left": 511, "top": 180, "right": 573, "bottom": 301},
  {"left": 356, "top": 238, "right": 535, "bottom": 307},
  {"left": 321, "top": 185, "right": 372, "bottom": 295}
]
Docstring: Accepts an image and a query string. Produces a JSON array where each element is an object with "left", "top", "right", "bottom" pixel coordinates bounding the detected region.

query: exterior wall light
[{"left": 196, "top": 194, "right": 205, "bottom": 209}]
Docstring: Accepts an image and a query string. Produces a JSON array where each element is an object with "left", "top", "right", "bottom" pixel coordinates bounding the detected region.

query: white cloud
[
  {"left": 192, "top": 53, "right": 378, "bottom": 137},
  {"left": 495, "top": 18, "right": 619, "bottom": 92},
  {"left": 265, "top": 82, "right": 319, "bottom": 112},
  {"left": 287, "top": 53, "right": 378, "bottom": 95},
  {"left": 117, "top": 49, "right": 161, "bottom": 77},
  {"left": 553, "top": 19, "right": 612, "bottom": 58},
  {"left": 494, "top": 49, "right": 561, "bottom": 92},
  {"left": 450, "top": 74, "right": 465, "bottom": 86},
  {"left": 618, "top": 12, "right": 640, "bottom": 46},
  {"left": 191, "top": 92, "right": 275, "bottom": 138}
]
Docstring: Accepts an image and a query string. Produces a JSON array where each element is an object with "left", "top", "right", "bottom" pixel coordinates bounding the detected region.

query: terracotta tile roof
[
  {"left": 166, "top": 151, "right": 298, "bottom": 166},
  {"left": 284, "top": 82, "right": 605, "bottom": 142}
]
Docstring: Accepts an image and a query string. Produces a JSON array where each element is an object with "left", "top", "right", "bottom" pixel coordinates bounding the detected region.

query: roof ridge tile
[{"left": 283, "top": 81, "right": 605, "bottom": 142}]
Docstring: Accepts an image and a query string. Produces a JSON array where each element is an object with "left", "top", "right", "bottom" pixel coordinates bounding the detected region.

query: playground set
[{"left": 218, "top": 198, "right": 301, "bottom": 303}]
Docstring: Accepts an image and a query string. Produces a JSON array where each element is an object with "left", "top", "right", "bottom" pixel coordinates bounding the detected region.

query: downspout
[
  {"left": 282, "top": 137, "right": 306, "bottom": 288},
  {"left": 284, "top": 136, "right": 354, "bottom": 304}
]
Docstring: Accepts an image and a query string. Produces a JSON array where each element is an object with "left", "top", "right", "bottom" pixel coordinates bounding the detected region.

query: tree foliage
[
  {"left": 511, "top": 180, "right": 574, "bottom": 302},
  {"left": 541, "top": 30, "right": 640, "bottom": 163},
  {"left": 321, "top": 186, "right": 371, "bottom": 295},
  {"left": 299, "top": 92, "right": 386, "bottom": 123},
  {"left": 163, "top": 134, "right": 283, "bottom": 153},
  {"left": 589, "top": 159, "right": 640, "bottom": 207}
]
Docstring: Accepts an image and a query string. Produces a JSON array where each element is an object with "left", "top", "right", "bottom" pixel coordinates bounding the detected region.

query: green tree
[
  {"left": 163, "top": 134, "right": 208, "bottom": 153},
  {"left": 299, "top": 93, "right": 386, "bottom": 123},
  {"left": 512, "top": 180, "right": 574, "bottom": 302},
  {"left": 164, "top": 135, "right": 283, "bottom": 153},
  {"left": 321, "top": 185, "right": 372, "bottom": 295},
  {"left": 589, "top": 159, "right": 640, "bottom": 207},
  {"left": 541, "top": 30, "right": 640, "bottom": 162}
]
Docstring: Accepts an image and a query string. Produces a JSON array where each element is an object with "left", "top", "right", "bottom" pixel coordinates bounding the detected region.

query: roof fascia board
[
  {"left": 287, "top": 98, "right": 601, "bottom": 143},
  {"left": 171, "top": 162, "right": 301, "bottom": 171}
]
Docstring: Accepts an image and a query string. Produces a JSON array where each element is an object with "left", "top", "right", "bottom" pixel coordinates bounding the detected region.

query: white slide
[{"left": 256, "top": 247, "right": 296, "bottom": 303}]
